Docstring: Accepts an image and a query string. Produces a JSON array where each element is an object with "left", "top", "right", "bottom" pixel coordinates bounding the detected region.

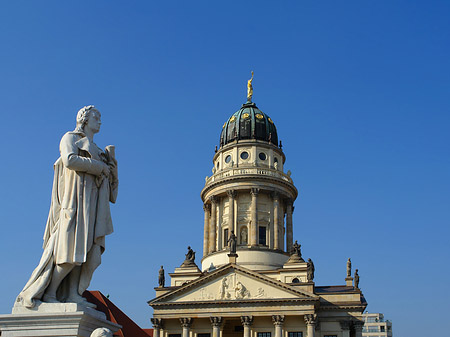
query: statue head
[
  {"left": 75, "top": 105, "right": 101, "bottom": 134},
  {"left": 90, "top": 327, "right": 113, "bottom": 337}
]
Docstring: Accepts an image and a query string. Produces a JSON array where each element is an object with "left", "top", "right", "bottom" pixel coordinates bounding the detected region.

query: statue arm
[{"left": 60, "top": 133, "right": 105, "bottom": 176}]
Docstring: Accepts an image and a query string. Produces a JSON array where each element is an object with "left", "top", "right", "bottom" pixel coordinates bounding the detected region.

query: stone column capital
[
  {"left": 270, "top": 191, "right": 280, "bottom": 200},
  {"left": 285, "top": 198, "right": 293, "bottom": 207},
  {"left": 339, "top": 321, "right": 351, "bottom": 331},
  {"left": 227, "top": 190, "right": 237, "bottom": 198},
  {"left": 240, "top": 316, "right": 253, "bottom": 327},
  {"left": 203, "top": 203, "right": 211, "bottom": 212},
  {"left": 209, "top": 195, "right": 218, "bottom": 204},
  {"left": 250, "top": 188, "right": 260, "bottom": 196},
  {"left": 210, "top": 316, "right": 223, "bottom": 327},
  {"left": 151, "top": 318, "right": 163, "bottom": 329},
  {"left": 180, "top": 318, "right": 193, "bottom": 328},
  {"left": 352, "top": 320, "right": 364, "bottom": 332},
  {"left": 304, "top": 314, "right": 317, "bottom": 326},
  {"left": 272, "top": 315, "right": 285, "bottom": 326}
]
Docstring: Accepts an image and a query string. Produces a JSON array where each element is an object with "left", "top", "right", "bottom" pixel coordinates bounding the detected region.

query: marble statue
[
  {"left": 307, "top": 258, "right": 315, "bottom": 281},
  {"left": 16, "top": 105, "right": 118, "bottom": 309},
  {"left": 228, "top": 231, "right": 237, "bottom": 254},
  {"left": 158, "top": 266, "right": 165, "bottom": 288},
  {"left": 91, "top": 328, "right": 113, "bottom": 337},
  {"left": 347, "top": 258, "right": 352, "bottom": 277},
  {"left": 354, "top": 269, "right": 360, "bottom": 288},
  {"left": 240, "top": 227, "right": 248, "bottom": 245}
]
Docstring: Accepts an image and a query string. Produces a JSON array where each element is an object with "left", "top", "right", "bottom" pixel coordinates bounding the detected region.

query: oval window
[
  {"left": 240, "top": 151, "right": 249, "bottom": 160},
  {"left": 225, "top": 155, "right": 232, "bottom": 163},
  {"left": 259, "top": 152, "right": 267, "bottom": 160}
]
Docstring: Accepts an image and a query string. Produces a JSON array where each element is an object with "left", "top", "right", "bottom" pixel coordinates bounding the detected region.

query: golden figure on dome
[{"left": 247, "top": 71, "right": 254, "bottom": 102}]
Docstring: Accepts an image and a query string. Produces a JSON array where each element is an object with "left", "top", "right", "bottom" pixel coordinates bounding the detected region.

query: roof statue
[{"left": 247, "top": 71, "right": 254, "bottom": 102}]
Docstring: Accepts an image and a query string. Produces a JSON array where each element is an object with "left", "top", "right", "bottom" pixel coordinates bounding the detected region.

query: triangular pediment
[{"left": 149, "top": 264, "right": 318, "bottom": 305}]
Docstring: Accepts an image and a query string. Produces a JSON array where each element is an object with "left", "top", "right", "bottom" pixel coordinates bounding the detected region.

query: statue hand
[{"left": 102, "top": 163, "right": 110, "bottom": 176}]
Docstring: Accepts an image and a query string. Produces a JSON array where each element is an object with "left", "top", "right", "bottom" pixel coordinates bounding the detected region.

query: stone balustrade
[{"left": 205, "top": 167, "right": 293, "bottom": 185}]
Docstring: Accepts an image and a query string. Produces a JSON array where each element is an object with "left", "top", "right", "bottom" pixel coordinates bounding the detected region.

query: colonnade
[
  {"left": 202, "top": 189, "right": 294, "bottom": 257},
  {"left": 151, "top": 314, "right": 363, "bottom": 337}
]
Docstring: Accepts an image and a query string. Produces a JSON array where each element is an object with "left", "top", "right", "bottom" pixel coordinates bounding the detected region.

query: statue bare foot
[{"left": 66, "top": 293, "right": 97, "bottom": 308}]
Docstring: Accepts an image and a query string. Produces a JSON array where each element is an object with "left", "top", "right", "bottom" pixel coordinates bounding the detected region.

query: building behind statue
[{"left": 148, "top": 83, "right": 368, "bottom": 337}]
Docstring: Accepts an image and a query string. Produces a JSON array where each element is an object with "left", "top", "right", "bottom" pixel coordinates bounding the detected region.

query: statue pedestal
[
  {"left": 0, "top": 302, "right": 121, "bottom": 337},
  {"left": 345, "top": 277, "right": 354, "bottom": 287}
]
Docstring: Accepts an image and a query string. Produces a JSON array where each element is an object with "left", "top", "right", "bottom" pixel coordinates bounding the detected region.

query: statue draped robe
[{"left": 18, "top": 131, "right": 118, "bottom": 308}]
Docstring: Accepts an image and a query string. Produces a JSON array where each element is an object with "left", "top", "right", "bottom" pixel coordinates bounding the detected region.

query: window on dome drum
[
  {"left": 225, "top": 155, "right": 231, "bottom": 163},
  {"left": 288, "top": 332, "right": 302, "bottom": 337},
  {"left": 259, "top": 152, "right": 267, "bottom": 160},
  {"left": 169, "top": 334, "right": 181, "bottom": 337},
  {"left": 257, "top": 333, "right": 271, "bottom": 337},
  {"left": 234, "top": 326, "right": 244, "bottom": 332},
  {"left": 240, "top": 151, "right": 249, "bottom": 160},
  {"left": 223, "top": 228, "right": 229, "bottom": 248},
  {"left": 198, "top": 334, "right": 211, "bottom": 337},
  {"left": 274, "top": 157, "right": 278, "bottom": 163},
  {"left": 380, "top": 326, "right": 385, "bottom": 332},
  {"left": 324, "top": 335, "right": 337, "bottom": 337},
  {"left": 259, "top": 226, "right": 267, "bottom": 245}
]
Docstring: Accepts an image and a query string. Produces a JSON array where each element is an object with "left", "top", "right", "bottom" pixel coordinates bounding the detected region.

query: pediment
[{"left": 150, "top": 264, "right": 318, "bottom": 305}]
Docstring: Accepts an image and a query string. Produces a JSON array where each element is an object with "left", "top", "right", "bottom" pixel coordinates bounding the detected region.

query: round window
[
  {"left": 259, "top": 152, "right": 267, "bottom": 160},
  {"left": 225, "top": 155, "right": 232, "bottom": 163},
  {"left": 240, "top": 151, "right": 249, "bottom": 160}
]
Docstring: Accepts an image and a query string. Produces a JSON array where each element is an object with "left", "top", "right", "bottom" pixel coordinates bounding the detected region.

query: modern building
[
  {"left": 148, "top": 87, "right": 367, "bottom": 337},
  {"left": 362, "top": 313, "right": 392, "bottom": 337}
]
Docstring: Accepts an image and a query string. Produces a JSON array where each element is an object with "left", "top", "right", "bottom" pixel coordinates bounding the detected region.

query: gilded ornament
[
  {"left": 268, "top": 117, "right": 274, "bottom": 124},
  {"left": 230, "top": 116, "right": 236, "bottom": 123},
  {"left": 242, "top": 112, "right": 250, "bottom": 119},
  {"left": 223, "top": 122, "right": 226, "bottom": 129},
  {"left": 256, "top": 113, "right": 263, "bottom": 120},
  {"left": 247, "top": 71, "right": 254, "bottom": 102}
]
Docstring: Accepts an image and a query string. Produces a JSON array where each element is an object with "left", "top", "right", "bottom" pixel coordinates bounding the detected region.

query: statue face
[{"left": 86, "top": 111, "right": 101, "bottom": 134}]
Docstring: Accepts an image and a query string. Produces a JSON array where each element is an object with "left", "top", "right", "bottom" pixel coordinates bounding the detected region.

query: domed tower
[{"left": 201, "top": 77, "right": 298, "bottom": 271}]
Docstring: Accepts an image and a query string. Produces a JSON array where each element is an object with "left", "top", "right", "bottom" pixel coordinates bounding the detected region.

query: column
[
  {"left": 273, "top": 192, "right": 280, "bottom": 250},
  {"left": 227, "top": 190, "right": 237, "bottom": 235},
  {"left": 339, "top": 321, "right": 351, "bottom": 337},
  {"left": 210, "top": 317, "right": 223, "bottom": 337},
  {"left": 209, "top": 196, "right": 218, "bottom": 253},
  {"left": 304, "top": 314, "right": 317, "bottom": 337},
  {"left": 203, "top": 204, "right": 211, "bottom": 256},
  {"left": 241, "top": 316, "right": 253, "bottom": 337},
  {"left": 180, "top": 318, "right": 192, "bottom": 337},
  {"left": 272, "top": 315, "right": 285, "bottom": 337},
  {"left": 353, "top": 320, "right": 364, "bottom": 337},
  {"left": 250, "top": 188, "right": 259, "bottom": 246},
  {"left": 286, "top": 199, "right": 293, "bottom": 253},
  {"left": 151, "top": 318, "right": 163, "bottom": 337}
]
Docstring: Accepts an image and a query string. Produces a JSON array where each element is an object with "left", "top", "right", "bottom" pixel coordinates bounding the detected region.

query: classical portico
[{"left": 149, "top": 84, "right": 367, "bottom": 337}]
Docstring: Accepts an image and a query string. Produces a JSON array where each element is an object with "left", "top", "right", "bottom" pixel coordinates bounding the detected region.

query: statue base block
[
  {"left": 345, "top": 277, "right": 354, "bottom": 287},
  {"left": 0, "top": 302, "right": 121, "bottom": 337}
]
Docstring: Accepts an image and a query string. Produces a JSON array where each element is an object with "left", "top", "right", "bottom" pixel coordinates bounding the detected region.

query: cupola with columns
[{"left": 200, "top": 77, "right": 298, "bottom": 271}]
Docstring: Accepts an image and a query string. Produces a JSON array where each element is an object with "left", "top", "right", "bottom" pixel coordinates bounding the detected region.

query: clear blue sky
[{"left": 0, "top": 1, "right": 449, "bottom": 335}]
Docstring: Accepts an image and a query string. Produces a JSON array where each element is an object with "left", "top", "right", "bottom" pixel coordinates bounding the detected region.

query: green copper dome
[{"left": 220, "top": 102, "right": 278, "bottom": 148}]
